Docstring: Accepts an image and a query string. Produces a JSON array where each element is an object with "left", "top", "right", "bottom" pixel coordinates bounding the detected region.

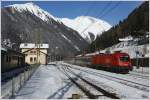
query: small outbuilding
[{"left": 20, "top": 43, "right": 49, "bottom": 65}]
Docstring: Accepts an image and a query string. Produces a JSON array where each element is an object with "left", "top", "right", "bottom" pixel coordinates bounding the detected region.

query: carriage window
[
  {"left": 30, "top": 57, "right": 33, "bottom": 62},
  {"left": 9, "top": 56, "right": 11, "bottom": 62},
  {"left": 120, "top": 56, "right": 129, "bottom": 62},
  {"left": 6, "top": 56, "right": 9, "bottom": 62}
]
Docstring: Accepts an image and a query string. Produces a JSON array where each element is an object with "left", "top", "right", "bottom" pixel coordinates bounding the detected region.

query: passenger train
[
  {"left": 64, "top": 52, "right": 133, "bottom": 73},
  {"left": 1, "top": 47, "right": 25, "bottom": 73}
]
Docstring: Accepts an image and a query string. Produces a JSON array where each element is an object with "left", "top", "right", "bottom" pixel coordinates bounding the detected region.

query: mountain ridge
[
  {"left": 4, "top": 2, "right": 112, "bottom": 43},
  {"left": 1, "top": 2, "right": 88, "bottom": 56},
  {"left": 59, "top": 16, "right": 112, "bottom": 43}
]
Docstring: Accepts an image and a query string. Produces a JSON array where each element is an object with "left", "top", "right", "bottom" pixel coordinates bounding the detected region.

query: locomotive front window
[{"left": 120, "top": 56, "right": 129, "bottom": 62}]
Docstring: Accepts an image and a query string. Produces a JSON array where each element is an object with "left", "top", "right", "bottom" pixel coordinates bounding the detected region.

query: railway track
[
  {"left": 129, "top": 71, "right": 149, "bottom": 77},
  {"left": 61, "top": 63, "right": 149, "bottom": 92},
  {"left": 132, "top": 70, "right": 149, "bottom": 75},
  {"left": 57, "top": 65, "right": 120, "bottom": 99},
  {"left": 128, "top": 73, "right": 149, "bottom": 79}
]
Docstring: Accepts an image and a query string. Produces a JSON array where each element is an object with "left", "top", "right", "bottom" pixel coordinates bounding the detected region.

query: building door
[{"left": 30, "top": 57, "right": 33, "bottom": 63}]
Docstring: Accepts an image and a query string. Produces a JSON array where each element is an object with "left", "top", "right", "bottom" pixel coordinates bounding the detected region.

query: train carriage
[{"left": 1, "top": 47, "right": 25, "bottom": 73}]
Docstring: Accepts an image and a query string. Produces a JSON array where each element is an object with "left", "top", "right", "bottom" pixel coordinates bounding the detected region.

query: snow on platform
[
  {"left": 15, "top": 62, "right": 149, "bottom": 99},
  {"left": 15, "top": 64, "right": 84, "bottom": 99}
]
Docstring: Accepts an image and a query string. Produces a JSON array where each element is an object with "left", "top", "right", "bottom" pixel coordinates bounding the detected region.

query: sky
[{"left": 1, "top": 1, "right": 143, "bottom": 26}]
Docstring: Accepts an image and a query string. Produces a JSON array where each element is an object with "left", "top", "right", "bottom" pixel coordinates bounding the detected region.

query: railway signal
[{"left": 135, "top": 51, "right": 140, "bottom": 69}]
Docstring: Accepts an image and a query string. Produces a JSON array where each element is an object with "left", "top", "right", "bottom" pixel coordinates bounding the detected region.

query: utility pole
[
  {"left": 38, "top": 28, "right": 41, "bottom": 64},
  {"left": 35, "top": 28, "right": 41, "bottom": 64}
]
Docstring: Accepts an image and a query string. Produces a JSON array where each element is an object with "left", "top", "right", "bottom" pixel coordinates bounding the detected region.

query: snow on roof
[
  {"left": 20, "top": 43, "right": 49, "bottom": 49},
  {"left": 119, "top": 35, "right": 133, "bottom": 42},
  {"left": 1, "top": 47, "right": 7, "bottom": 51}
]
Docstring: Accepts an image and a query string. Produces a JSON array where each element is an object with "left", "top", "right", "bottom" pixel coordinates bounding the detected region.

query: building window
[
  {"left": 34, "top": 57, "right": 36, "bottom": 62},
  {"left": 30, "top": 50, "right": 36, "bottom": 54},
  {"left": 34, "top": 51, "right": 36, "bottom": 54},
  {"left": 30, "top": 57, "right": 33, "bottom": 63}
]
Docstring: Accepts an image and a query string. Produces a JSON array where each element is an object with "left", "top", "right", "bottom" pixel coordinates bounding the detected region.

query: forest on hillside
[{"left": 87, "top": 1, "right": 149, "bottom": 53}]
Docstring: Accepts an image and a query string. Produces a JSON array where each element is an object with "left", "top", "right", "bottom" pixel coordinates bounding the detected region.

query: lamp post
[{"left": 135, "top": 50, "right": 139, "bottom": 69}]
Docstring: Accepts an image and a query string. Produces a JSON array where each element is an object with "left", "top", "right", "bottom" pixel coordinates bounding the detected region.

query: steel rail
[
  {"left": 62, "top": 64, "right": 149, "bottom": 92},
  {"left": 63, "top": 66, "right": 120, "bottom": 99},
  {"left": 59, "top": 66, "right": 98, "bottom": 99}
]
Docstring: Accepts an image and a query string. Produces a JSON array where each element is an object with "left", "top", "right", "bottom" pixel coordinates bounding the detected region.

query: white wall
[{"left": 21, "top": 48, "right": 47, "bottom": 64}]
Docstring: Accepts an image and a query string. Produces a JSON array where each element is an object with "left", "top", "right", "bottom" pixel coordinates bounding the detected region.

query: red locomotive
[
  {"left": 64, "top": 52, "right": 133, "bottom": 73},
  {"left": 92, "top": 52, "right": 133, "bottom": 72}
]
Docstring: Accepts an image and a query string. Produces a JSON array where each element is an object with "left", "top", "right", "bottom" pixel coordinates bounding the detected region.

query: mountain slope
[
  {"left": 87, "top": 1, "right": 149, "bottom": 52},
  {"left": 59, "top": 16, "right": 112, "bottom": 42},
  {"left": 6, "top": 2, "right": 57, "bottom": 22},
  {"left": 1, "top": 3, "right": 88, "bottom": 56}
]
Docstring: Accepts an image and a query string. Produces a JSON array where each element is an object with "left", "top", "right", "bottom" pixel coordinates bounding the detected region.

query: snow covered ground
[
  {"left": 132, "top": 66, "right": 149, "bottom": 75},
  {"left": 61, "top": 62, "right": 149, "bottom": 99},
  {"left": 15, "top": 64, "right": 85, "bottom": 99},
  {"left": 78, "top": 35, "right": 149, "bottom": 59},
  {"left": 14, "top": 62, "right": 149, "bottom": 99}
]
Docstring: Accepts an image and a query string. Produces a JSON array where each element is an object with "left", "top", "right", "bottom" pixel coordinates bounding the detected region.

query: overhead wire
[
  {"left": 80, "top": 2, "right": 113, "bottom": 36},
  {"left": 75, "top": 2, "right": 95, "bottom": 31},
  {"left": 70, "top": 1, "right": 120, "bottom": 53},
  {"left": 99, "top": 1, "right": 121, "bottom": 18},
  {"left": 93, "top": 2, "right": 112, "bottom": 31},
  {"left": 80, "top": 1, "right": 120, "bottom": 35},
  {"left": 79, "top": 1, "right": 120, "bottom": 52},
  {"left": 76, "top": 2, "right": 112, "bottom": 39},
  {"left": 95, "top": 2, "right": 112, "bottom": 19}
]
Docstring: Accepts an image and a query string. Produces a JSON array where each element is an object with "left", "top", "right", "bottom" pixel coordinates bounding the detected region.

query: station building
[{"left": 20, "top": 43, "right": 49, "bottom": 65}]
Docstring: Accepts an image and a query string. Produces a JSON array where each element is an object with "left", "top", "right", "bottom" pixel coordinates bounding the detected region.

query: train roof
[
  {"left": 1, "top": 47, "right": 7, "bottom": 51},
  {"left": 1, "top": 46, "right": 24, "bottom": 55},
  {"left": 94, "top": 52, "right": 129, "bottom": 56}
]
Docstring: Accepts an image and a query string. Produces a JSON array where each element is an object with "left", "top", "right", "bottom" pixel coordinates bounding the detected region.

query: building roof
[
  {"left": 20, "top": 43, "right": 49, "bottom": 49},
  {"left": 1, "top": 47, "right": 7, "bottom": 51}
]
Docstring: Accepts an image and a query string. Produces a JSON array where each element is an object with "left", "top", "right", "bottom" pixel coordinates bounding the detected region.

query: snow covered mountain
[
  {"left": 6, "top": 2, "right": 57, "bottom": 22},
  {"left": 4, "top": 2, "right": 111, "bottom": 43},
  {"left": 2, "top": 2, "right": 88, "bottom": 55},
  {"left": 59, "top": 16, "right": 112, "bottom": 42}
]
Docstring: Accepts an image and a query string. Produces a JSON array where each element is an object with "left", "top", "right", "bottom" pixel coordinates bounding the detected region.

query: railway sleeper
[
  {"left": 62, "top": 69, "right": 97, "bottom": 99},
  {"left": 64, "top": 67, "right": 120, "bottom": 99},
  {"left": 61, "top": 67, "right": 111, "bottom": 99}
]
